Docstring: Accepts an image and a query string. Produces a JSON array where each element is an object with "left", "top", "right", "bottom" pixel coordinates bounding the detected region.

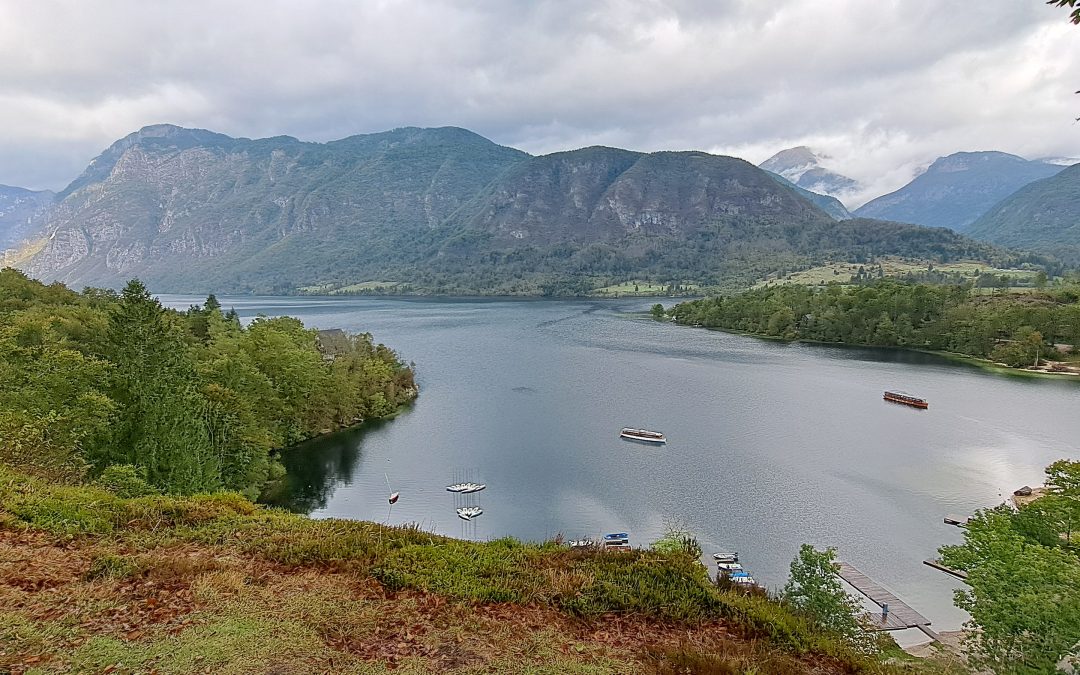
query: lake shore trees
[{"left": 0, "top": 269, "right": 416, "bottom": 496}]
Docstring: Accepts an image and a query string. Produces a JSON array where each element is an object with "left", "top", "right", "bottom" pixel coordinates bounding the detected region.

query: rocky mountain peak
[{"left": 758, "top": 146, "right": 858, "bottom": 201}]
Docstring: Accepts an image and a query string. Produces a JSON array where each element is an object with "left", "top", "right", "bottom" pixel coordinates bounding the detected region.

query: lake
[{"left": 162, "top": 294, "right": 1080, "bottom": 636}]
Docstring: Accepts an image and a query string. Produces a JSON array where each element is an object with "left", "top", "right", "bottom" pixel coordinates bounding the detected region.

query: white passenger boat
[
  {"left": 620, "top": 428, "right": 666, "bottom": 443},
  {"left": 447, "top": 482, "right": 486, "bottom": 493},
  {"left": 456, "top": 506, "right": 484, "bottom": 520}
]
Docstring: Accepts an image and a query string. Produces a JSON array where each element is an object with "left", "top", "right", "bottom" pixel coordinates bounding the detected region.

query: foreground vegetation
[
  {"left": 670, "top": 279, "right": 1080, "bottom": 370},
  {"left": 0, "top": 467, "right": 963, "bottom": 674},
  {"left": 939, "top": 460, "right": 1080, "bottom": 674},
  {"left": 0, "top": 269, "right": 416, "bottom": 497}
]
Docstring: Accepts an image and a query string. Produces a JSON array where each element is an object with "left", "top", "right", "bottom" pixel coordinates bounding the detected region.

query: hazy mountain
[
  {"left": 759, "top": 146, "right": 859, "bottom": 200},
  {"left": 0, "top": 185, "right": 54, "bottom": 250},
  {"left": 764, "top": 171, "right": 853, "bottom": 220},
  {"left": 854, "top": 151, "right": 1065, "bottom": 232},
  {"left": 966, "top": 162, "right": 1080, "bottom": 263},
  {"left": 20, "top": 125, "right": 1015, "bottom": 294}
]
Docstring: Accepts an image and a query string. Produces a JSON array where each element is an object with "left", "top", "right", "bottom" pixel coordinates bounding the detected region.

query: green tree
[
  {"left": 96, "top": 280, "right": 219, "bottom": 493},
  {"left": 650, "top": 303, "right": 665, "bottom": 320},
  {"left": 1049, "top": 0, "right": 1080, "bottom": 24},
  {"left": 940, "top": 504, "right": 1080, "bottom": 673},
  {"left": 782, "top": 545, "right": 872, "bottom": 650}
]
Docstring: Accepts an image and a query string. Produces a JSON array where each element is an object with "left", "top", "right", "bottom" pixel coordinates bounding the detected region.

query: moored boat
[
  {"left": 620, "top": 428, "right": 666, "bottom": 443},
  {"left": 388, "top": 492, "right": 399, "bottom": 504},
  {"left": 883, "top": 391, "right": 928, "bottom": 409},
  {"left": 603, "top": 532, "right": 629, "bottom": 541},
  {"left": 446, "top": 482, "right": 486, "bottom": 493},
  {"left": 456, "top": 506, "right": 483, "bottom": 520}
]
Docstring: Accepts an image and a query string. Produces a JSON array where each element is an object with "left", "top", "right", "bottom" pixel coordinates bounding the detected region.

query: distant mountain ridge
[
  {"left": 16, "top": 125, "right": 1025, "bottom": 295},
  {"left": 966, "top": 163, "right": 1080, "bottom": 263},
  {"left": 759, "top": 146, "right": 859, "bottom": 202},
  {"left": 854, "top": 151, "right": 1066, "bottom": 232},
  {"left": 0, "top": 185, "right": 54, "bottom": 251}
]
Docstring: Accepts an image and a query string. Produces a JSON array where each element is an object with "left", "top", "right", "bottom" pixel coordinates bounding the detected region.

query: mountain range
[
  {"left": 6, "top": 125, "right": 1056, "bottom": 294},
  {"left": 854, "top": 151, "right": 1065, "bottom": 231}
]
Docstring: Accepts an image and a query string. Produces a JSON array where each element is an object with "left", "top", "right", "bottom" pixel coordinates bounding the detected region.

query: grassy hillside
[{"left": 0, "top": 467, "right": 960, "bottom": 674}]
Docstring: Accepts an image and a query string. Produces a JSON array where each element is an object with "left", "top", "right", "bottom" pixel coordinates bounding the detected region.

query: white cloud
[{"left": 0, "top": 0, "right": 1078, "bottom": 199}]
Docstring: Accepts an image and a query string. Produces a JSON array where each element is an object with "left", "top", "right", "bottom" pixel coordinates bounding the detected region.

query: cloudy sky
[{"left": 2, "top": 0, "right": 1079, "bottom": 206}]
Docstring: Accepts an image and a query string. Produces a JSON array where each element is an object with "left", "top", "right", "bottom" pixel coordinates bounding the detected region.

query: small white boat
[
  {"left": 620, "top": 427, "right": 666, "bottom": 443},
  {"left": 568, "top": 539, "right": 596, "bottom": 548},
  {"left": 388, "top": 492, "right": 400, "bottom": 504},
  {"left": 456, "top": 506, "right": 484, "bottom": 520},
  {"left": 716, "top": 562, "right": 743, "bottom": 572},
  {"left": 713, "top": 551, "right": 739, "bottom": 563},
  {"left": 446, "top": 482, "right": 486, "bottom": 493}
]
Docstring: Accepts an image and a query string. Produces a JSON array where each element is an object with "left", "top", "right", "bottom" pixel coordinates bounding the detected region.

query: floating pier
[
  {"left": 835, "top": 561, "right": 939, "bottom": 641},
  {"left": 943, "top": 514, "right": 969, "bottom": 528},
  {"left": 922, "top": 559, "right": 968, "bottom": 580}
]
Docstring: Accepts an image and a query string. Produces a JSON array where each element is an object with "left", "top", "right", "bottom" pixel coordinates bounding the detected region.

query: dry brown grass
[{"left": 0, "top": 526, "right": 874, "bottom": 674}]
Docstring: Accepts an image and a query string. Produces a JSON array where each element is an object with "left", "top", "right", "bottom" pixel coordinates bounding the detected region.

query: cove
[{"left": 160, "top": 294, "right": 1080, "bottom": 633}]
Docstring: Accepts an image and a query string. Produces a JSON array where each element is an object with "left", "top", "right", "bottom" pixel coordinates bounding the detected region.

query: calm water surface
[{"left": 162, "top": 295, "right": 1080, "bottom": 636}]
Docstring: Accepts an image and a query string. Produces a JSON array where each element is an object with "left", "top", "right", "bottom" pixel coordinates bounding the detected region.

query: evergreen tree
[{"left": 96, "top": 280, "right": 219, "bottom": 493}]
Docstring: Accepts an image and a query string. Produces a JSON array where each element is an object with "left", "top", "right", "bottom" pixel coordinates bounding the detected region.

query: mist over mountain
[
  {"left": 758, "top": 147, "right": 860, "bottom": 203},
  {"left": 763, "top": 171, "right": 853, "bottom": 221},
  {"left": 854, "top": 151, "right": 1066, "bottom": 232},
  {"left": 16, "top": 125, "right": 1020, "bottom": 295}
]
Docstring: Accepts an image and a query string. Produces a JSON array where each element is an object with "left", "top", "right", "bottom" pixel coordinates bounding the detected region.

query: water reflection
[{"left": 265, "top": 422, "right": 379, "bottom": 513}]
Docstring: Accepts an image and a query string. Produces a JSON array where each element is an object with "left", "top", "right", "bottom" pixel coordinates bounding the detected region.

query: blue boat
[{"left": 604, "top": 532, "right": 629, "bottom": 540}]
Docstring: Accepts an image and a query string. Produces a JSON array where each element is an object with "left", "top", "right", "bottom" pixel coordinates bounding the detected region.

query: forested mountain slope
[{"left": 966, "top": 163, "right": 1080, "bottom": 264}]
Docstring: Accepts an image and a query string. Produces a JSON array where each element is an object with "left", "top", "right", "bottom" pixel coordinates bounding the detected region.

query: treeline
[
  {"left": 670, "top": 280, "right": 1080, "bottom": 367},
  {"left": 0, "top": 269, "right": 415, "bottom": 496}
]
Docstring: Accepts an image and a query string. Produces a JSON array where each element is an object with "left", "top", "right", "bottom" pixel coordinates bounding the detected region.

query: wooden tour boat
[{"left": 883, "top": 391, "right": 928, "bottom": 409}]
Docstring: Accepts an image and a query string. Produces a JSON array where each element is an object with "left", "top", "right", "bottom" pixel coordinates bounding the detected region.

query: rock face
[
  {"left": 759, "top": 146, "right": 859, "bottom": 201},
  {"left": 0, "top": 185, "right": 54, "bottom": 250},
  {"left": 19, "top": 125, "right": 1008, "bottom": 294},
  {"left": 854, "top": 151, "right": 1066, "bottom": 232},
  {"left": 25, "top": 125, "right": 527, "bottom": 291},
  {"left": 452, "top": 148, "right": 830, "bottom": 243},
  {"left": 966, "top": 162, "right": 1080, "bottom": 263}
]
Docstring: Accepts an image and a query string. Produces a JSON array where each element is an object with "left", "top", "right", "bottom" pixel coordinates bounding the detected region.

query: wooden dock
[
  {"left": 923, "top": 559, "right": 968, "bottom": 580},
  {"left": 835, "top": 561, "right": 939, "bottom": 640}
]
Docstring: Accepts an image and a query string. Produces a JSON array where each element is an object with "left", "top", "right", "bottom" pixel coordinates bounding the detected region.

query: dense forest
[
  {"left": 0, "top": 268, "right": 416, "bottom": 497},
  {"left": 669, "top": 280, "right": 1080, "bottom": 368}
]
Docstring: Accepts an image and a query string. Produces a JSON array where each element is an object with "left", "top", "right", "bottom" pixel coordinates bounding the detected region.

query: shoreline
[{"left": 679, "top": 323, "right": 1080, "bottom": 382}]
